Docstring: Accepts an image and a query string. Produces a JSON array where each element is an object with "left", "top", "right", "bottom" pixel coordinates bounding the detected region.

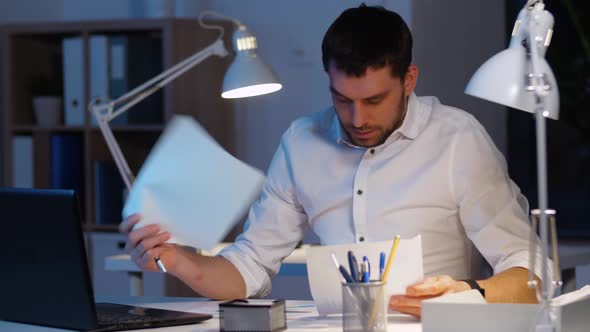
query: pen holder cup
[{"left": 342, "top": 281, "right": 387, "bottom": 332}]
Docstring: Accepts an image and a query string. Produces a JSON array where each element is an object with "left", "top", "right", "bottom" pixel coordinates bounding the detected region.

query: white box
[{"left": 422, "top": 290, "right": 590, "bottom": 332}]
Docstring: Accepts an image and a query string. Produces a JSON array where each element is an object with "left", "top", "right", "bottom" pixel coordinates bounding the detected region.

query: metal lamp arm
[
  {"left": 523, "top": 7, "right": 563, "bottom": 332},
  {"left": 528, "top": 3, "right": 551, "bottom": 304},
  {"left": 96, "top": 116, "right": 134, "bottom": 189},
  {"left": 90, "top": 38, "right": 230, "bottom": 190}
]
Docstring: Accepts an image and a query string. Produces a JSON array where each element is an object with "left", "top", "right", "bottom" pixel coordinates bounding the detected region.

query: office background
[{"left": 0, "top": 0, "right": 588, "bottom": 297}]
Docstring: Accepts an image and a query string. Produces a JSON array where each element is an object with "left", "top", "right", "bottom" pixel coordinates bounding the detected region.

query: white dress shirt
[{"left": 219, "top": 93, "right": 545, "bottom": 298}]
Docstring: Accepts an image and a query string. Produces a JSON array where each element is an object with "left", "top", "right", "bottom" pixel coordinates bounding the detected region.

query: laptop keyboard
[
  {"left": 94, "top": 302, "right": 212, "bottom": 330},
  {"left": 97, "top": 308, "right": 163, "bottom": 325},
  {"left": 96, "top": 304, "right": 166, "bottom": 329}
]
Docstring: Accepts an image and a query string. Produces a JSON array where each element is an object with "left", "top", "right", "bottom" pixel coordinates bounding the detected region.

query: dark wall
[{"left": 506, "top": 0, "right": 590, "bottom": 237}]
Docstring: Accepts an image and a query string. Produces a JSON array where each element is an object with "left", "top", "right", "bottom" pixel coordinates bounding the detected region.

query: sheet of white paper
[
  {"left": 552, "top": 285, "right": 590, "bottom": 306},
  {"left": 305, "top": 236, "right": 424, "bottom": 316},
  {"left": 122, "top": 115, "right": 265, "bottom": 251}
]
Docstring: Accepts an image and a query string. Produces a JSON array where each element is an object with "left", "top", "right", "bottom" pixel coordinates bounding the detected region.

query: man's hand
[
  {"left": 390, "top": 268, "right": 539, "bottom": 318},
  {"left": 119, "top": 214, "right": 177, "bottom": 272},
  {"left": 389, "top": 275, "right": 471, "bottom": 318},
  {"left": 119, "top": 214, "right": 246, "bottom": 299}
]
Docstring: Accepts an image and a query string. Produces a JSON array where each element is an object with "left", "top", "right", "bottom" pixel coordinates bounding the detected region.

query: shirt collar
[
  {"left": 329, "top": 92, "right": 431, "bottom": 148},
  {"left": 396, "top": 92, "right": 427, "bottom": 140},
  {"left": 331, "top": 112, "right": 358, "bottom": 148}
]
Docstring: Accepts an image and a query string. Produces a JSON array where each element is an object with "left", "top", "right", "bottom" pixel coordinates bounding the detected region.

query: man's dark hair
[{"left": 321, "top": 5, "right": 413, "bottom": 79}]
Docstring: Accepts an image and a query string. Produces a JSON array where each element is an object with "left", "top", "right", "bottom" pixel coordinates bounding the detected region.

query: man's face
[{"left": 328, "top": 62, "right": 417, "bottom": 147}]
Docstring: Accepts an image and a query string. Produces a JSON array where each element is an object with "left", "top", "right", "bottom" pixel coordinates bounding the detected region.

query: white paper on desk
[
  {"left": 552, "top": 285, "right": 590, "bottom": 306},
  {"left": 122, "top": 115, "right": 265, "bottom": 251},
  {"left": 306, "top": 236, "right": 423, "bottom": 316}
]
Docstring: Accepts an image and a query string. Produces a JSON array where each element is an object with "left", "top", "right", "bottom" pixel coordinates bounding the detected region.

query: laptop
[{"left": 0, "top": 188, "right": 212, "bottom": 331}]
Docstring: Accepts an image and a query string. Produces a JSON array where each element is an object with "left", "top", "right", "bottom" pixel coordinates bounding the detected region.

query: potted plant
[{"left": 30, "top": 74, "right": 63, "bottom": 127}]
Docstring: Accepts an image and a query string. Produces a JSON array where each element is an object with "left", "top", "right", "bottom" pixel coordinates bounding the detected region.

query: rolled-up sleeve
[
  {"left": 218, "top": 132, "right": 308, "bottom": 298},
  {"left": 451, "top": 116, "right": 551, "bottom": 282}
]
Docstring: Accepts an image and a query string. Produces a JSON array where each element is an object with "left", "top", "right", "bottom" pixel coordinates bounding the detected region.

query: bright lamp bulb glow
[{"left": 221, "top": 83, "right": 282, "bottom": 99}]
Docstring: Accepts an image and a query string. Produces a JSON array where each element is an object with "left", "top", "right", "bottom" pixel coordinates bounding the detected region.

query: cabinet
[{"left": 0, "top": 19, "right": 235, "bottom": 231}]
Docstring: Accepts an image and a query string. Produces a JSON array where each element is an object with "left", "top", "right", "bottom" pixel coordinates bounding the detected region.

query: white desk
[
  {"left": 0, "top": 296, "right": 422, "bottom": 331},
  {"left": 105, "top": 244, "right": 308, "bottom": 296}
]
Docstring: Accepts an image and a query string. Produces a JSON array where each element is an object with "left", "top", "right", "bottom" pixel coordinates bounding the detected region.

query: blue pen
[
  {"left": 363, "top": 256, "right": 371, "bottom": 277},
  {"left": 379, "top": 252, "right": 386, "bottom": 280},
  {"left": 348, "top": 251, "right": 359, "bottom": 282},
  {"left": 331, "top": 253, "right": 353, "bottom": 283},
  {"left": 362, "top": 257, "right": 370, "bottom": 282}
]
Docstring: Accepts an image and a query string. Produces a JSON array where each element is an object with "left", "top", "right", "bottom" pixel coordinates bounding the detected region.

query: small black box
[{"left": 219, "top": 299, "right": 287, "bottom": 332}]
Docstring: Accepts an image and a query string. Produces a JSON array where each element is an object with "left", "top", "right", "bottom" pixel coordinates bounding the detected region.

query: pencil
[
  {"left": 368, "top": 234, "right": 401, "bottom": 328},
  {"left": 381, "top": 235, "right": 400, "bottom": 282}
]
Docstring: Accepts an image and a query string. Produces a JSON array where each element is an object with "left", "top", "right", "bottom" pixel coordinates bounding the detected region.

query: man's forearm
[
  {"left": 171, "top": 253, "right": 246, "bottom": 300},
  {"left": 477, "top": 267, "right": 538, "bottom": 303}
]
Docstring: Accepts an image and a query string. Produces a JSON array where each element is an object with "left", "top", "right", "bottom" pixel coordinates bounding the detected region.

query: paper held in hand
[
  {"left": 305, "top": 236, "right": 424, "bottom": 316},
  {"left": 122, "top": 115, "right": 265, "bottom": 251}
]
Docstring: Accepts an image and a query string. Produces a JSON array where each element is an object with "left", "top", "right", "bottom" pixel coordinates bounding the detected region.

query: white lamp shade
[
  {"left": 465, "top": 47, "right": 559, "bottom": 120},
  {"left": 221, "top": 52, "right": 282, "bottom": 99}
]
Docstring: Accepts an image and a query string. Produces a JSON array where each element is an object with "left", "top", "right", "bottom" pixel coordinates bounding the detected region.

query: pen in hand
[{"left": 155, "top": 258, "right": 167, "bottom": 273}]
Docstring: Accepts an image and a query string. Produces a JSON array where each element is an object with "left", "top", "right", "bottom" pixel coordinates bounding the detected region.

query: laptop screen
[
  {"left": 0, "top": 188, "right": 99, "bottom": 330},
  {"left": 1, "top": 188, "right": 213, "bottom": 331}
]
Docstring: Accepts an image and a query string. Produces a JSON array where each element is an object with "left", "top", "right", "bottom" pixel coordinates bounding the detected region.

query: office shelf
[{"left": 0, "top": 18, "right": 235, "bottom": 229}]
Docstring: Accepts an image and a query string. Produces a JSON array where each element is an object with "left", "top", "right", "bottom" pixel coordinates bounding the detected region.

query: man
[{"left": 120, "top": 5, "right": 543, "bottom": 318}]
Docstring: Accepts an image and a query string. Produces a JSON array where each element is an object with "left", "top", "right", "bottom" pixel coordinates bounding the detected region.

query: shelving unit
[{"left": 0, "top": 18, "right": 235, "bottom": 231}]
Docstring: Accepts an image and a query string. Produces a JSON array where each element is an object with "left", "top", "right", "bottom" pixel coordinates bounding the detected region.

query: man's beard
[{"left": 344, "top": 93, "right": 408, "bottom": 148}]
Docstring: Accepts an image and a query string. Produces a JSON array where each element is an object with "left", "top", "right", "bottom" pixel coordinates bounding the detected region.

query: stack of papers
[{"left": 123, "top": 115, "right": 265, "bottom": 251}]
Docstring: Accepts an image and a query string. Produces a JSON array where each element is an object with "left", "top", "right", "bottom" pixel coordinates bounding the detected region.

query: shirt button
[
  {"left": 370, "top": 149, "right": 375, "bottom": 154},
  {"left": 359, "top": 236, "right": 365, "bottom": 242},
  {"left": 357, "top": 189, "right": 363, "bottom": 195}
]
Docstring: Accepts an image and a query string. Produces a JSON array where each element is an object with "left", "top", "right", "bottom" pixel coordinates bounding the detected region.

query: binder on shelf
[
  {"left": 12, "top": 136, "right": 34, "bottom": 188},
  {"left": 93, "top": 161, "right": 125, "bottom": 225},
  {"left": 110, "top": 34, "right": 163, "bottom": 125},
  {"left": 51, "top": 134, "right": 85, "bottom": 212},
  {"left": 127, "top": 33, "right": 163, "bottom": 125},
  {"left": 62, "top": 36, "right": 85, "bottom": 126},
  {"left": 108, "top": 35, "right": 129, "bottom": 126},
  {"left": 90, "top": 35, "right": 110, "bottom": 127}
]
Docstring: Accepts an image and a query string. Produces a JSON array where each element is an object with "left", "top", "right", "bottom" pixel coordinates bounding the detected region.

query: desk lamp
[
  {"left": 465, "top": 1, "right": 561, "bottom": 331},
  {"left": 89, "top": 12, "right": 282, "bottom": 190}
]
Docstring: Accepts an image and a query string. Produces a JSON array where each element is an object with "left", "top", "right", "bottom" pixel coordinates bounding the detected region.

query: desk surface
[{"left": 0, "top": 296, "right": 422, "bottom": 332}]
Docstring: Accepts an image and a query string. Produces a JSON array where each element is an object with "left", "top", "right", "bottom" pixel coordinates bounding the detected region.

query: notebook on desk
[{"left": 0, "top": 188, "right": 212, "bottom": 331}]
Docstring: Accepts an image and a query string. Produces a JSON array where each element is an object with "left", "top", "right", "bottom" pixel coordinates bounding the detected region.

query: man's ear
[{"left": 403, "top": 64, "right": 419, "bottom": 96}]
